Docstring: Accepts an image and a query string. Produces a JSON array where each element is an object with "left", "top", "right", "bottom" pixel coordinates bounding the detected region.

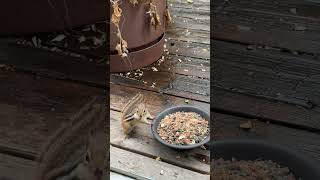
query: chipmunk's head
[
  {"left": 84, "top": 130, "right": 108, "bottom": 180},
  {"left": 136, "top": 103, "right": 150, "bottom": 118}
]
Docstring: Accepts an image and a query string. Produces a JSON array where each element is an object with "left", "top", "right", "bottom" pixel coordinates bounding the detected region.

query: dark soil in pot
[{"left": 211, "top": 139, "right": 320, "bottom": 180}]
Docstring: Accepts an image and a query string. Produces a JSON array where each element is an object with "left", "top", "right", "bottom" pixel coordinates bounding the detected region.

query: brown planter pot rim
[{"left": 110, "top": 33, "right": 164, "bottom": 73}]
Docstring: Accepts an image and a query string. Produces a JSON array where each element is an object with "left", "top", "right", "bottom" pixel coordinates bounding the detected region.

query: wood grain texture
[
  {"left": 110, "top": 84, "right": 209, "bottom": 113},
  {"left": 0, "top": 153, "right": 38, "bottom": 180},
  {"left": 213, "top": 85, "right": 320, "bottom": 131},
  {"left": 213, "top": 112, "right": 320, "bottom": 161},
  {"left": 0, "top": 69, "right": 104, "bottom": 160},
  {"left": 214, "top": 0, "right": 320, "bottom": 19},
  {"left": 0, "top": 43, "right": 105, "bottom": 86},
  {"left": 110, "top": 146, "right": 210, "bottom": 180},
  {"left": 110, "top": 82, "right": 210, "bottom": 173},
  {"left": 212, "top": 0, "right": 320, "bottom": 53},
  {"left": 111, "top": 110, "right": 209, "bottom": 174},
  {"left": 212, "top": 40, "right": 320, "bottom": 130}
]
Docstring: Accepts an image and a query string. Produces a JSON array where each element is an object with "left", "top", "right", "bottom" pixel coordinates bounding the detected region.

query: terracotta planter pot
[
  {"left": 110, "top": 0, "right": 166, "bottom": 73},
  {"left": 0, "top": 0, "right": 106, "bottom": 35}
]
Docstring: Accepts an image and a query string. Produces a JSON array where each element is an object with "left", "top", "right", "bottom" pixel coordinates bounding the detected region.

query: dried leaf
[{"left": 165, "top": 8, "right": 173, "bottom": 25}]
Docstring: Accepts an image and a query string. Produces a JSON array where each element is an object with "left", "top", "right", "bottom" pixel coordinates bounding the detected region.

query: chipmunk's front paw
[{"left": 145, "top": 120, "right": 153, "bottom": 125}]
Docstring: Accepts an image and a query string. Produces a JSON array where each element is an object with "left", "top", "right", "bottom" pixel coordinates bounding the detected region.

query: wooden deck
[
  {"left": 0, "top": 23, "right": 106, "bottom": 179},
  {"left": 213, "top": 0, "right": 320, "bottom": 163},
  {"left": 109, "top": 0, "right": 210, "bottom": 179},
  {"left": 1, "top": 0, "right": 319, "bottom": 179}
]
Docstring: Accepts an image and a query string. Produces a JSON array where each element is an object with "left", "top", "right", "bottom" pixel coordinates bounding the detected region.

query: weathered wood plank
[
  {"left": 214, "top": 0, "right": 320, "bottom": 19},
  {"left": 0, "top": 43, "right": 105, "bottom": 86},
  {"left": 0, "top": 69, "right": 104, "bottom": 159},
  {"left": 168, "top": 0, "right": 210, "bottom": 11},
  {"left": 213, "top": 1, "right": 320, "bottom": 53},
  {"left": 110, "top": 84, "right": 209, "bottom": 174},
  {"left": 110, "top": 83, "right": 209, "bottom": 113},
  {"left": 1, "top": 39, "right": 208, "bottom": 89},
  {"left": 110, "top": 171, "right": 135, "bottom": 180},
  {"left": 213, "top": 40, "right": 320, "bottom": 78},
  {"left": 170, "top": 15, "right": 209, "bottom": 32},
  {"left": 212, "top": 40, "right": 320, "bottom": 129},
  {"left": 213, "top": 88, "right": 320, "bottom": 131},
  {"left": 111, "top": 72, "right": 209, "bottom": 102},
  {"left": 110, "top": 110, "right": 209, "bottom": 174},
  {"left": 166, "top": 28, "right": 210, "bottom": 45},
  {"left": 167, "top": 39, "right": 209, "bottom": 59},
  {"left": 16, "top": 22, "right": 106, "bottom": 59},
  {"left": 213, "top": 112, "right": 320, "bottom": 161},
  {"left": 161, "top": 54, "right": 209, "bottom": 78},
  {"left": 0, "top": 153, "right": 38, "bottom": 180},
  {"left": 111, "top": 37, "right": 211, "bottom": 102},
  {"left": 110, "top": 146, "right": 210, "bottom": 179}
]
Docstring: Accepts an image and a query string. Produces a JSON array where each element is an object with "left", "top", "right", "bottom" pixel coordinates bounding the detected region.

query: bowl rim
[
  {"left": 211, "top": 139, "right": 320, "bottom": 179},
  {"left": 151, "top": 105, "right": 210, "bottom": 150}
]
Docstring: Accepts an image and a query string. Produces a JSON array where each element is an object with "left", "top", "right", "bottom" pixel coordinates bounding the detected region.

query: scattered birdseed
[
  {"left": 294, "top": 25, "right": 306, "bottom": 31},
  {"left": 290, "top": 8, "right": 297, "bottom": 14},
  {"left": 151, "top": 82, "right": 156, "bottom": 88},
  {"left": 51, "top": 34, "right": 66, "bottom": 42},
  {"left": 187, "top": 0, "right": 194, "bottom": 4},
  {"left": 211, "top": 158, "right": 297, "bottom": 180},
  {"left": 157, "top": 112, "right": 209, "bottom": 145},
  {"left": 78, "top": 36, "right": 86, "bottom": 43},
  {"left": 160, "top": 170, "right": 164, "bottom": 175},
  {"left": 239, "top": 121, "right": 254, "bottom": 130}
]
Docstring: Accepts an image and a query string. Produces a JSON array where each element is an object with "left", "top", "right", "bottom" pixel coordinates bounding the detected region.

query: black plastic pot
[
  {"left": 151, "top": 106, "right": 210, "bottom": 150},
  {"left": 211, "top": 139, "right": 320, "bottom": 180}
]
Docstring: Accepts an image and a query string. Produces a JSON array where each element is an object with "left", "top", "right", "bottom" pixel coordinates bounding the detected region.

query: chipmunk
[
  {"left": 45, "top": 130, "right": 108, "bottom": 180},
  {"left": 121, "top": 93, "right": 153, "bottom": 137},
  {"left": 36, "top": 98, "right": 108, "bottom": 180}
]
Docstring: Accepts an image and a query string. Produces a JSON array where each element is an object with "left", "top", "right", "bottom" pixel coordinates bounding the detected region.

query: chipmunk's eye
[{"left": 85, "top": 153, "right": 90, "bottom": 162}]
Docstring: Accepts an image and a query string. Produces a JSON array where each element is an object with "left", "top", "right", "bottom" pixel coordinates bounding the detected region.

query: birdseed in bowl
[
  {"left": 211, "top": 158, "right": 298, "bottom": 180},
  {"left": 157, "top": 111, "right": 209, "bottom": 145}
]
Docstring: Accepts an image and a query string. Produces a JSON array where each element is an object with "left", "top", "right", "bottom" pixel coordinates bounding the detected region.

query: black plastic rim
[
  {"left": 151, "top": 106, "right": 210, "bottom": 150},
  {"left": 211, "top": 139, "right": 320, "bottom": 180}
]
